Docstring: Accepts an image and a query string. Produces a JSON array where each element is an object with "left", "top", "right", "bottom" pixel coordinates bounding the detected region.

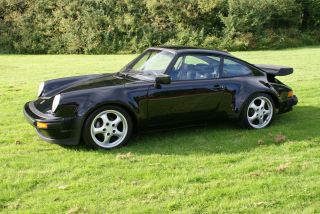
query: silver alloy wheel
[
  {"left": 247, "top": 96, "right": 273, "bottom": 129},
  {"left": 90, "top": 110, "right": 128, "bottom": 148}
]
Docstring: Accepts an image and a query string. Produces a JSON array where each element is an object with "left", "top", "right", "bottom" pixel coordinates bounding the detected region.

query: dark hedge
[{"left": 0, "top": 0, "right": 319, "bottom": 54}]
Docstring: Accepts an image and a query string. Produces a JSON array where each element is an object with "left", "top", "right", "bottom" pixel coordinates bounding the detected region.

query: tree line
[{"left": 0, "top": 0, "right": 319, "bottom": 54}]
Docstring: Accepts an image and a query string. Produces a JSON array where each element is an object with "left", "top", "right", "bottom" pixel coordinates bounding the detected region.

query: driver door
[{"left": 147, "top": 54, "right": 225, "bottom": 127}]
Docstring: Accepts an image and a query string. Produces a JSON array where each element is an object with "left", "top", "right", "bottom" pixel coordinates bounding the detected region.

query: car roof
[{"left": 148, "top": 46, "right": 232, "bottom": 57}]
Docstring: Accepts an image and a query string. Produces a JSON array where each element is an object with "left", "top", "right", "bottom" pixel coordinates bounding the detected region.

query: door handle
[{"left": 212, "top": 85, "right": 225, "bottom": 90}]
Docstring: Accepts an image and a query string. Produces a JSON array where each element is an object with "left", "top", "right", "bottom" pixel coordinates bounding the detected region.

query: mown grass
[{"left": 0, "top": 47, "right": 320, "bottom": 213}]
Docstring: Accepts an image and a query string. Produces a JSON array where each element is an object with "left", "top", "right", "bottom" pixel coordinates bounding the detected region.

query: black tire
[
  {"left": 240, "top": 93, "right": 275, "bottom": 129},
  {"left": 82, "top": 105, "right": 133, "bottom": 150}
]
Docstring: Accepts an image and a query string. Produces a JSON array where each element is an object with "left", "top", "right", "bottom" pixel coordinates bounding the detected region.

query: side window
[
  {"left": 222, "top": 58, "right": 252, "bottom": 77},
  {"left": 170, "top": 54, "right": 221, "bottom": 81}
]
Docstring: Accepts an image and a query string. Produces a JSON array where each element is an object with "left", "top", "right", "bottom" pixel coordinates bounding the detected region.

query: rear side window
[{"left": 222, "top": 58, "right": 252, "bottom": 78}]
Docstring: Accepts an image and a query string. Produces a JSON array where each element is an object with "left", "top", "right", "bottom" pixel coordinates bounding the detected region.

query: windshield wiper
[
  {"left": 115, "top": 72, "right": 141, "bottom": 81},
  {"left": 115, "top": 72, "right": 129, "bottom": 78}
]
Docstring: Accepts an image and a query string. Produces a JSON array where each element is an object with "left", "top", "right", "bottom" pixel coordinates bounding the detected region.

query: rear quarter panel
[{"left": 220, "top": 76, "right": 280, "bottom": 118}]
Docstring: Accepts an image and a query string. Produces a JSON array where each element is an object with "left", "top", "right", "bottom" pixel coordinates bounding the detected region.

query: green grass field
[{"left": 1, "top": 47, "right": 320, "bottom": 213}]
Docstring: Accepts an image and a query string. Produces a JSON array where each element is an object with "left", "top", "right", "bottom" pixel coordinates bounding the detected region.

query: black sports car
[{"left": 24, "top": 46, "right": 298, "bottom": 149}]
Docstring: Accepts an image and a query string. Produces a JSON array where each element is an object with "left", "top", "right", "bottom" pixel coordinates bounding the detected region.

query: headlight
[
  {"left": 52, "top": 94, "right": 61, "bottom": 112},
  {"left": 37, "top": 82, "right": 45, "bottom": 97}
]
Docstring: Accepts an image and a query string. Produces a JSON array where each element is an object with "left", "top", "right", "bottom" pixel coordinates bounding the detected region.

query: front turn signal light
[
  {"left": 288, "top": 91, "right": 294, "bottom": 97},
  {"left": 36, "top": 122, "right": 48, "bottom": 129}
]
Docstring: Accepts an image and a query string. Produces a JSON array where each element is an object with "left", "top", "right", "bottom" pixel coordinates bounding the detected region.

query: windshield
[{"left": 124, "top": 50, "right": 175, "bottom": 80}]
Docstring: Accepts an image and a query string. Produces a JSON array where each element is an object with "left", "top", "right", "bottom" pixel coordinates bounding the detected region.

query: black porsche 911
[{"left": 24, "top": 46, "right": 298, "bottom": 149}]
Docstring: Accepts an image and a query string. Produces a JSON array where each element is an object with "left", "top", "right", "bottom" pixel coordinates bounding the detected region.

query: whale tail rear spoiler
[{"left": 254, "top": 64, "right": 293, "bottom": 76}]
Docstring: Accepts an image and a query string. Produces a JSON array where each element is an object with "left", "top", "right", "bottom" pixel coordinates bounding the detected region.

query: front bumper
[
  {"left": 23, "top": 102, "right": 80, "bottom": 145},
  {"left": 278, "top": 95, "right": 298, "bottom": 114}
]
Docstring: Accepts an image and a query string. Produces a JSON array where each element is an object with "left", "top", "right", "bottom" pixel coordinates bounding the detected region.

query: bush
[{"left": 0, "top": 0, "right": 319, "bottom": 54}]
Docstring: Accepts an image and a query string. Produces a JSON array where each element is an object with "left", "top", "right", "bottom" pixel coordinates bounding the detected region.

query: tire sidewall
[
  {"left": 240, "top": 93, "right": 275, "bottom": 129},
  {"left": 83, "top": 105, "right": 133, "bottom": 150}
]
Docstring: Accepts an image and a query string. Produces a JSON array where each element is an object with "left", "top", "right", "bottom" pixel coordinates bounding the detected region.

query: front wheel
[
  {"left": 83, "top": 106, "right": 133, "bottom": 149},
  {"left": 240, "top": 93, "right": 275, "bottom": 129}
]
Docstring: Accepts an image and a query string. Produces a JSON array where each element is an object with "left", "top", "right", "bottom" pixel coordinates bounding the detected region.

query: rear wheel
[
  {"left": 83, "top": 106, "right": 133, "bottom": 149},
  {"left": 240, "top": 93, "right": 275, "bottom": 129}
]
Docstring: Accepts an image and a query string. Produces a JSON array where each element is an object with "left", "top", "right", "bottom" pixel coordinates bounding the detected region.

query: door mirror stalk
[{"left": 155, "top": 75, "right": 171, "bottom": 88}]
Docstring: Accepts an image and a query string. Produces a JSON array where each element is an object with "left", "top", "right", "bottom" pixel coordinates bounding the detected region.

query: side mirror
[{"left": 155, "top": 75, "right": 171, "bottom": 87}]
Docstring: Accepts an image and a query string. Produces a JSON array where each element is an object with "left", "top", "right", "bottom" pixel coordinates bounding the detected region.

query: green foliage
[
  {"left": 222, "top": 0, "right": 301, "bottom": 35},
  {"left": 0, "top": 0, "right": 319, "bottom": 53},
  {"left": 298, "top": 0, "right": 320, "bottom": 28}
]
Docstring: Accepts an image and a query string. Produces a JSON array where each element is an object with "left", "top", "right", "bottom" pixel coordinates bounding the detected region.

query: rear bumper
[
  {"left": 23, "top": 102, "right": 80, "bottom": 145},
  {"left": 278, "top": 95, "right": 298, "bottom": 114}
]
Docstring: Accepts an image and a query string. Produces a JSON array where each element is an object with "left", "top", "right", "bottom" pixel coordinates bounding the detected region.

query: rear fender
[{"left": 236, "top": 90, "right": 280, "bottom": 118}]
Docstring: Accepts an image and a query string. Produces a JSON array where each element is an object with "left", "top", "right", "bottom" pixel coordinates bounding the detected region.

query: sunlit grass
[{"left": 0, "top": 47, "right": 320, "bottom": 213}]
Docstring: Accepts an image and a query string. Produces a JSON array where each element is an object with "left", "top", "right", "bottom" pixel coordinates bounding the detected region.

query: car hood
[{"left": 41, "top": 73, "right": 135, "bottom": 97}]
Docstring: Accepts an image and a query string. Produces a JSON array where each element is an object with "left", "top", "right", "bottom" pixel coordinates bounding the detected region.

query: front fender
[
  {"left": 59, "top": 87, "right": 131, "bottom": 117},
  {"left": 58, "top": 84, "right": 149, "bottom": 130}
]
